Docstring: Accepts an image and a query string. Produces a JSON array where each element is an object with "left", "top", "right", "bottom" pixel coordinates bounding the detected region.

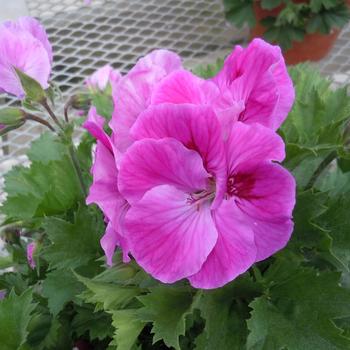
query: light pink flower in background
[
  {"left": 0, "top": 290, "right": 6, "bottom": 300},
  {"left": 85, "top": 41, "right": 296, "bottom": 288},
  {"left": 86, "top": 64, "right": 121, "bottom": 91},
  {"left": 26, "top": 242, "right": 36, "bottom": 269},
  {"left": 0, "top": 17, "right": 52, "bottom": 98},
  {"left": 110, "top": 49, "right": 182, "bottom": 152}
]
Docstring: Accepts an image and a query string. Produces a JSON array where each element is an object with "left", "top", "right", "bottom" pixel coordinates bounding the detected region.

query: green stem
[
  {"left": 305, "top": 151, "right": 337, "bottom": 190},
  {"left": 68, "top": 143, "right": 87, "bottom": 198},
  {"left": 41, "top": 99, "right": 64, "bottom": 129},
  {"left": 25, "top": 114, "right": 55, "bottom": 131}
]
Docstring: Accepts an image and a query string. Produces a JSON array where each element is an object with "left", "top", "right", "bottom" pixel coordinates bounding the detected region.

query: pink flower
[
  {"left": 110, "top": 49, "right": 182, "bottom": 152},
  {"left": 0, "top": 17, "right": 52, "bottom": 98},
  {"left": 84, "top": 42, "right": 296, "bottom": 288},
  {"left": 26, "top": 242, "right": 36, "bottom": 269},
  {"left": 0, "top": 290, "right": 6, "bottom": 300},
  {"left": 120, "top": 104, "right": 295, "bottom": 288},
  {"left": 86, "top": 65, "right": 121, "bottom": 91},
  {"left": 84, "top": 50, "right": 182, "bottom": 265}
]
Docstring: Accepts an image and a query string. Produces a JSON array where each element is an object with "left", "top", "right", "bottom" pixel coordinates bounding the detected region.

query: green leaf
[
  {"left": 284, "top": 65, "right": 350, "bottom": 148},
  {"left": 27, "top": 315, "right": 69, "bottom": 350},
  {"left": 42, "top": 269, "right": 84, "bottom": 316},
  {"left": 307, "top": 4, "right": 350, "bottom": 34},
  {"left": 76, "top": 273, "right": 141, "bottom": 311},
  {"left": 72, "top": 306, "right": 114, "bottom": 341},
  {"left": 0, "top": 289, "right": 37, "bottom": 350},
  {"left": 43, "top": 206, "right": 103, "bottom": 269},
  {"left": 224, "top": 0, "right": 255, "bottom": 27},
  {"left": 247, "top": 268, "right": 350, "bottom": 350},
  {"left": 310, "top": 0, "right": 337, "bottom": 12},
  {"left": 137, "top": 286, "right": 195, "bottom": 350},
  {"left": 15, "top": 68, "right": 46, "bottom": 103},
  {"left": 197, "top": 274, "right": 263, "bottom": 350},
  {"left": 316, "top": 196, "right": 350, "bottom": 271},
  {"left": 289, "top": 190, "right": 329, "bottom": 250},
  {"left": 0, "top": 107, "right": 25, "bottom": 126},
  {"left": 27, "top": 132, "right": 67, "bottom": 164},
  {"left": 264, "top": 25, "right": 305, "bottom": 50},
  {"left": 1, "top": 134, "right": 82, "bottom": 221},
  {"left": 91, "top": 92, "right": 114, "bottom": 120},
  {"left": 261, "top": 0, "right": 284, "bottom": 10},
  {"left": 110, "top": 309, "right": 145, "bottom": 350}
]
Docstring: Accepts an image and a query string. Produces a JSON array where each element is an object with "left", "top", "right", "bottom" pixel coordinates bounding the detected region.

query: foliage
[
  {"left": 224, "top": 0, "right": 350, "bottom": 50},
  {"left": 1, "top": 64, "right": 350, "bottom": 350}
]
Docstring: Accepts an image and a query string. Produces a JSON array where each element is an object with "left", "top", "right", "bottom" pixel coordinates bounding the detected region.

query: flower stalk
[{"left": 305, "top": 150, "right": 337, "bottom": 190}]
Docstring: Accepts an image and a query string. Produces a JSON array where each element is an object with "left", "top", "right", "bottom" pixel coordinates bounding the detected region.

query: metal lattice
[{"left": 1, "top": 0, "right": 350, "bottom": 174}]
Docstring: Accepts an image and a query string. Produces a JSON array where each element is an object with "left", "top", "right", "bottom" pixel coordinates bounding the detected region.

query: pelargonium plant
[{"left": 1, "top": 16, "right": 350, "bottom": 350}]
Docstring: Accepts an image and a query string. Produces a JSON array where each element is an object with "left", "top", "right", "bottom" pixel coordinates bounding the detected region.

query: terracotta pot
[{"left": 250, "top": 1, "right": 341, "bottom": 65}]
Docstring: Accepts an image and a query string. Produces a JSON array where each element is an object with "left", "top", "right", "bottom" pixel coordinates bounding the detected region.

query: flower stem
[
  {"left": 25, "top": 114, "right": 55, "bottom": 131},
  {"left": 64, "top": 97, "right": 72, "bottom": 123},
  {"left": 41, "top": 99, "right": 64, "bottom": 129},
  {"left": 67, "top": 143, "right": 87, "bottom": 198},
  {"left": 305, "top": 150, "right": 337, "bottom": 190}
]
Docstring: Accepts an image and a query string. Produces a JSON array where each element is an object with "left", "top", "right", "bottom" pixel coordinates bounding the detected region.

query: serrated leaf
[
  {"left": 43, "top": 206, "right": 103, "bottom": 269},
  {"left": 76, "top": 273, "right": 141, "bottom": 311},
  {"left": 0, "top": 289, "right": 37, "bottom": 350},
  {"left": 27, "top": 132, "right": 67, "bottom": 164},
  {"left": 137, "top": 286, "right": 194, "bottom": 350},
  {"left": 110, "top": 309, "right": 145, "bottom": 350},
  {"left": 1, "top": 155, "right": 82, "bottom": 221},
  {"left": 247, "top": 268, "right": 350, "bottom": 350},
  {"left": 27, "top": 315, "right": 67, "bottom": 350},
  {"left": 316, "top": 196, "right": 350, "bottom": 271},
  {"left": 72, "top": 306, "right": 114, "bottom": 341},
  {"left": 42, "top": 269, "right": 84, "bottom": 316},
  {"left": 224, "top": 0, "right": 255, "bottom": 27},
  {"left": 197, "top": 274, "right": 262, "bottom": 350},
  {"left": 289, "top": 190, "right": 329, "bottom": 249}
]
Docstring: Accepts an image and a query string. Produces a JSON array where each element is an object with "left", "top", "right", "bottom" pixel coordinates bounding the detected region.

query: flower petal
[
  {"left": 189, "top": 199, "right": 256, "bottom": 289},
  {"left": 234, "top": 163, "right": 296, "bottom": 260},
  {"left": 9, "top": 16, "right": 53, "bottom": 63},
  {"left": 0, "top": 27, "right": 51, "bottom": 97},
  {"left": 151, "top": 69, "right": 219, "bottom": 105},
  {"left": 234, "top": 163, "right": 296, "bottom": 220},
  {"left": 87, "top": 141, "right": 125, "bottom": 228},
  {"left": 83, "top": 107, "right": 112, "bottom": 152},
  {"left": 226, "top": 122, "right": 285, "bottom": 174},
  {"left": 110, "top": 50, "right": 181, "bottom": 152},
  {"left": 101, "top": 222, "right": 130, "bottom": 266},
  {"left": 125, "top": 185, "right": 218, "bottom": 283},
  {"left": 213, "top": 38, "right": 294, "bottom": 130},
  {"left": 131, "top": 104, "right": 226, "bottom": 192},
  {"left": 86, "top": 64, "right": 121, "bottom": 91},
  {"left": 118, "top": 138, "right": 209, "bottom": 204}
]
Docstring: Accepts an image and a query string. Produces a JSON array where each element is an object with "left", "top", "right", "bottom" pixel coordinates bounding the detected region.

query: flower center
[{"left": 227, "top": 175, "right": 238, "bottom": 196}]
